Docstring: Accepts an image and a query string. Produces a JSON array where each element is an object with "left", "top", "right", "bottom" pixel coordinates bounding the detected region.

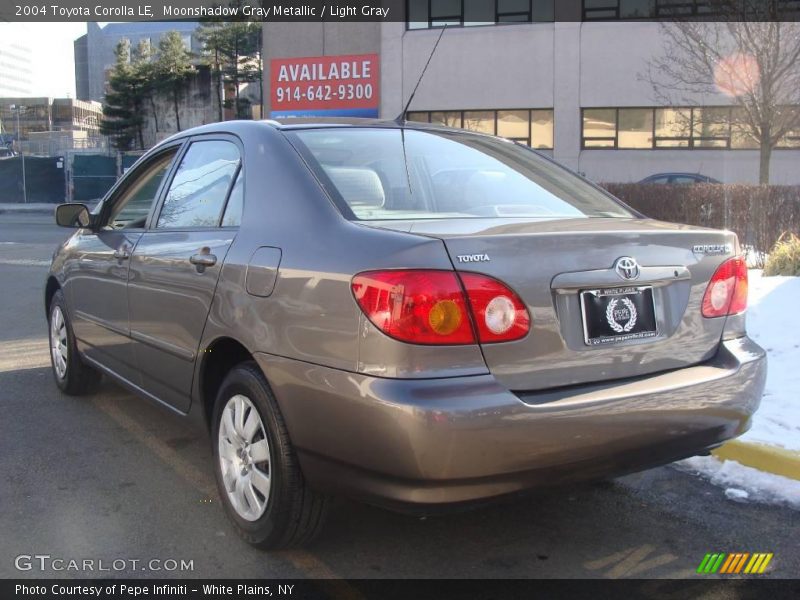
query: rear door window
[{"left": 156, "top": 140, "right": 240, "bottom": 229}]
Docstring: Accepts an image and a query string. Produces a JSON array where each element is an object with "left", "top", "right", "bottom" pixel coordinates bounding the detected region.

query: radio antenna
[{"left": 395, "top": 25, "right": 447, "bottom": 123}]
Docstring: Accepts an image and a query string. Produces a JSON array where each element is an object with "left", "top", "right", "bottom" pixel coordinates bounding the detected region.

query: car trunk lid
[{"left": 362, "top": 217, "right": 737, "bottom": 391}]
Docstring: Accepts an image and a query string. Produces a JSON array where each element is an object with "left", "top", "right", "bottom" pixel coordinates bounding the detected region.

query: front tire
[
  {"left": 48, "top": 289, "right": 100, "bottom": 395},
  {"left": 212, "top": 361, "right": 328, "bottom": 549}
]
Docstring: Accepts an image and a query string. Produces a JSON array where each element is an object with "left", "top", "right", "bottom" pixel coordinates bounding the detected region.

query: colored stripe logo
[{"left": 697, "top": 553, "right": 773, "bottom": 574}]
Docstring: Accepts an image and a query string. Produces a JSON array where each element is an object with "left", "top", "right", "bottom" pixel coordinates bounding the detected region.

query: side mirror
[{"left": 55, "top": 203, "right": 92, "bottom": 229}]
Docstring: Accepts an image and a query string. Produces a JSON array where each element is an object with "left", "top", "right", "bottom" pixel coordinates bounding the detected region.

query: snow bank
[
  {"left": 673, "top": 272, "right": 799, "bottom": 508},
  {"left": 740, "top": 270, "right": 800, "bottom": 451}
]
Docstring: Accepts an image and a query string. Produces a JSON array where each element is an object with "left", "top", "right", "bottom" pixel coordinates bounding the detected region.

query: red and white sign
[{"left": 270, "top": 53, "right": 380, "bottom": 118}]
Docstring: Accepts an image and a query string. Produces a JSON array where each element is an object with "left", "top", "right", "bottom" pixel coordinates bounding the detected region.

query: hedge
[{"left": 601, "top": 183, "right": 800, "bottom": 261}]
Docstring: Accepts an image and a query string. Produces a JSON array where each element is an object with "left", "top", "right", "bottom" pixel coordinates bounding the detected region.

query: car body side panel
[
  {"left": 128, "top": 230, "right": 236, "bottom": 412},
  {"left": 63, "top": 228, "right": 143, "bottom": 385}
]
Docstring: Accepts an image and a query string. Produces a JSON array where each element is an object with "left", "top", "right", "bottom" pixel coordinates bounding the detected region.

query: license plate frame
[{"left": 579, "top": 286, "right": 658, "bottom": 346}]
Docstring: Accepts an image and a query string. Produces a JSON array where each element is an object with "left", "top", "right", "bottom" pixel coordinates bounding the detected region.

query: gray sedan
[{"left": 46, "top": 119, "right": 766, "bottom": 549}]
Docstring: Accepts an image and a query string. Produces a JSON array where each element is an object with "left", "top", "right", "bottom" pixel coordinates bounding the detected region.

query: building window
[
  {"left": 654, "top": 0, "right": 714, "bottom": 17},
  {"left": 582, "top": 0, "right": 719, "bottom": 20},
  {"left": 582, "top": 108, "right": 616, "bottom": 147},
  {"left": 582, "top": 106, "right": 800, "bottom": 149},
  {"left": 429, "top": 111, "right": 463, "bottom": 127},
  {"left": 654, "top": 108, "right": 691, "bottom": 148},
  {"left": 692, "top": 107, "right": 730, "bottom": 148},
  {"left": 497, "top": 110, "right": 530, "bottom": 142},
  {"left": 497, "top": 0, "right": 531, "bottom": 22},
  {"left": 618, "top": 108, "right": 654, "bottom": 148},
  {"left": 583, "top": 0, "right": 621, "bottom": 19},
  {"left": 407, "top": 0, "right": 554, "bottom": 28},
  {"left": 462, "top": 110, "right": 495, "bottom": 133},
  {"left": 583, "top": 0, "right": 799, "bottom": 19},
  {"left": 431, "top": 0, "right": 462, "bottom": 26},
  {"left": 406, "top": 108, "right": 554, "bottom": 149}
]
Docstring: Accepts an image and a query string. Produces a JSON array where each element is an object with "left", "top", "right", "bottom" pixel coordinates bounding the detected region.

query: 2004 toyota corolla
[{"left": 45, "top": 119, "right": 766, "bottom": 548}]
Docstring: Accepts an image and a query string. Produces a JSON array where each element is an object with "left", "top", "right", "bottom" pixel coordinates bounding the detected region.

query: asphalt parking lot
[{"left": 0, "top": 213, "right": 797, "bottom": 581}]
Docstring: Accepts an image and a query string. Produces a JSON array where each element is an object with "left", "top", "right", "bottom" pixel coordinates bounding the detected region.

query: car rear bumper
[{"left": 255, "top": 336, "right": 766, "bottom": 508}]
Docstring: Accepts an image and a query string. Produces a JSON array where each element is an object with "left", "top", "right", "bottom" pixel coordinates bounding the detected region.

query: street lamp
[{"left": 9, "top": 104, "right": 27, "bottom": 204}]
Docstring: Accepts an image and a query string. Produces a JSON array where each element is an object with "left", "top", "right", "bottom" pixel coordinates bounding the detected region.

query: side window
[
  {"left": 107, "top": 150, "right": 177, "bottom": 229},
  {"left": 221, "top": 170, "right": 244, "bottom": 227},
  {"left": 157, "top": 140, "right": 240, "bottom": 229}
]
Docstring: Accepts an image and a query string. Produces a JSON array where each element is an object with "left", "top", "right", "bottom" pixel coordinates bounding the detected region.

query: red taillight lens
[
  {"left": 351, "top": 270, "right": 531, "bottom": 345},
  {"left": 459, "top": 272, "right": 530, "bottom": 343},
  {"left": 701, "top": 256, "right": 748, "bottom": 318},
  {"left": 351, "top": 270, "right": 475, "bottom": 344}
]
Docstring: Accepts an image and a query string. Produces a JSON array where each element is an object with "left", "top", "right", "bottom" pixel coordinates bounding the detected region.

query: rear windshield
[{"left": 288, "top": 127, "right": 633, "bottom": 221}]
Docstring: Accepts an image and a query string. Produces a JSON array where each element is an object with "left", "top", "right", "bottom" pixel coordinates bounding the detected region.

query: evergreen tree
[
  {"left": 221, "top": 22, "right": 262, "bottom": 119},
  {"left": 133, "top": 39, "right": 160, "bottom": 136},
  {"left": 156, "top": 31, "right": 194, "bottom": 132},
  {"left": 100, "top": 40, "right": 146, "bottom": 150},
  {"left": 197, "top": 21, "right": 226, "bottom": 122}
]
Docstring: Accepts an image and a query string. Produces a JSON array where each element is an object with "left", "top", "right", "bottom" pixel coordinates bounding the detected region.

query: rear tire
[
  {"left": 48, "top": 289, "right": 100, "bottom": 395},
  {"left": 211, "top": 361, "right": 328, "bottom": 549}
]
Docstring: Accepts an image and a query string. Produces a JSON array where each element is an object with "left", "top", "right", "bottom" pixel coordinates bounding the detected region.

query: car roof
[{"left": 155, "top": 118, "right": 487, "bottom": 149}]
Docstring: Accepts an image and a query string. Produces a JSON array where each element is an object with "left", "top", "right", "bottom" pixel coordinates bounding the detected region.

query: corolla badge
[
  {"left": 614, "top": 256, "right": 640, "bottom": 281},
  {"left": 693, "top": 243, "right": 732, "bottom": 255},
  {"left": 456, "top": 253, "right": 490, "bottom": 263},
  {"left": 606, "top": 298, "right": 638, "bottom": 333}
]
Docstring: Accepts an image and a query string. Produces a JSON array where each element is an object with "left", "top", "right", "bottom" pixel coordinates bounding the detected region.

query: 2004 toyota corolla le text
[{"left": 45, "top": 119, "right": 766, "bottom": 549}]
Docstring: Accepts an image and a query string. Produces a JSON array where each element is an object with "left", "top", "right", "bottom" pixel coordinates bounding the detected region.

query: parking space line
[
  {"left": 0, "top": 338, "right": 49, "bottom": 373},
  {"left": 585, "top": 544, "right": 679, "bottom": 578}
]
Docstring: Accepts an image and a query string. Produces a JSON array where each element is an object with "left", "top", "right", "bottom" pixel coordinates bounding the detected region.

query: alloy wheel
[
  {"left": 50, "top": 305, "right": 68, "bottom": 380},
  {"left": 218, "top": 394, "right": 272, "bottom": 521}
]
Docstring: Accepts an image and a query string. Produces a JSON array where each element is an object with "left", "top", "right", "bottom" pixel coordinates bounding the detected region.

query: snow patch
[
  {"left": 724, "top": 487, "right": 749, "bottom": 501},
  {"left": 677, "top": 456, "right": 800, "bottom": 510}
]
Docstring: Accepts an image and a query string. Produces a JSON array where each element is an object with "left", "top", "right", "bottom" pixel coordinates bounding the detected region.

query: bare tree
[{"left": 644, "top": 3, "right": 800, "bottom": 184}]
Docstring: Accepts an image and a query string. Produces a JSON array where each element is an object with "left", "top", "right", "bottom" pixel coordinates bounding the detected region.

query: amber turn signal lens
[{"left": 428, "top": 299, "right": 463, "bottom": 335}]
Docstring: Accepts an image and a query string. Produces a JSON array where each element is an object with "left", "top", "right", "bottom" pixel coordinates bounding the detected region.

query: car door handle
[
  {"left": 113, "top": 247, "right": 130, "bottom": 260},
  {"left": 190, "top": 253, "right": 217, "bottom": 267}
]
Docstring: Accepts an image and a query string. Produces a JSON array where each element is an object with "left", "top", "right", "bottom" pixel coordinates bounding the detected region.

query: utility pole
[{"left": 10, "top": 104, "right": 27, "bottom": 204}]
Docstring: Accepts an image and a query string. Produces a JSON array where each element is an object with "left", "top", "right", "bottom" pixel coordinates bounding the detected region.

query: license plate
[{"left": 579, "top": 286, "right": 658, "bottom": 346}]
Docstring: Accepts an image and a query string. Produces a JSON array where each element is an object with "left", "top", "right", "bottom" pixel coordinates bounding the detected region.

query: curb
[{"left": 712, "top": 440, "right": 800, "bottom": 481}]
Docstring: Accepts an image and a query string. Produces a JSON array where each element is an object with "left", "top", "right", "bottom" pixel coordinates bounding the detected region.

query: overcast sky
[{"left": 1, "top": 23, "right": 90, "bottom": 98}]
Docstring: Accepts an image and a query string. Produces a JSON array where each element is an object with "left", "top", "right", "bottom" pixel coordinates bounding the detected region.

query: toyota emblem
[{"left": 614, "top": 256, "right": 640, "bottom": 281}]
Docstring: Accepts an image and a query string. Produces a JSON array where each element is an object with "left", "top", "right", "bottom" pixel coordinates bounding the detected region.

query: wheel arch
[
  {"left": 198, "top": 336, "right": 256, "bottom": 430},
  {"left": 45, "top": 276, "right": 61, "bottom": 316}
]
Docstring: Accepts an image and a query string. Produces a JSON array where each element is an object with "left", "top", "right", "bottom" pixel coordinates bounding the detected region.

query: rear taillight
[
  {"left": 701, "top": 256, "right": 748, "bottom": 318},
  {"left": 351, "top": 270, "right": 475, "bottom": 344},
  {"left": 351, "top": 270, "right": 530, "bottom": 345},
  {"left": 458, "top": 272, "right": 530, "bottom": 343}
]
